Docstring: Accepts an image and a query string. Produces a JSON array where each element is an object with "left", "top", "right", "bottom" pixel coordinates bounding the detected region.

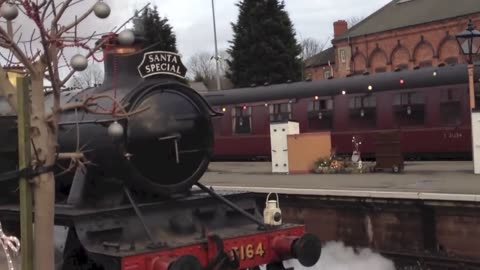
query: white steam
[{"left": 282, "top": 241, "right": 396, "bottom": 270}]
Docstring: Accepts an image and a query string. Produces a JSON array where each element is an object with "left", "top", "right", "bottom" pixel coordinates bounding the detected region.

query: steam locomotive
[{"left": 0, "top": 36, "right": 322, "bottom": 270}]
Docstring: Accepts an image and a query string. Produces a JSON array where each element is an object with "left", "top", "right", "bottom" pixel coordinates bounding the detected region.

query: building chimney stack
[{"left": 333, "top": 20, "right": 348, "bottom": 38}]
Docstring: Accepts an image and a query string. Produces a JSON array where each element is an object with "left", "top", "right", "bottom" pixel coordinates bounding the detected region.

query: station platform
[{"left": 201, "top": 161, "right": 480, "bottom": 202}]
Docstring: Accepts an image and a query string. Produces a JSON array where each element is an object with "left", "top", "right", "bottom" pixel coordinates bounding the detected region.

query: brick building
[{"left": 305, "top": 0, "right": 480, "bottom": 81}]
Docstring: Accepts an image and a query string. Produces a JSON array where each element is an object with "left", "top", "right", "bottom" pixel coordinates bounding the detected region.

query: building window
[
  {"left": 232, "top": 106, "right": 251, "bottom": 134},
  {"left": 393, "top": 91, "right": 425, "bottom": 126},
  {"left": 340, "top": 49, "right": 346, "bottom": 63},
  {"left": 324, "top": 70, "right": 331, "bottom": 79},
  {"left": 307, "top": 98, "right": 333, "bottom": 130},
  {"left": 269, "top": 103, "right": 292, "bottom": 122},
  {"left": 440, "top": 88, "right": 462, "bottom": 126},
  {"left": 348, "top": 95, "right": 376, "bottom": 128}
]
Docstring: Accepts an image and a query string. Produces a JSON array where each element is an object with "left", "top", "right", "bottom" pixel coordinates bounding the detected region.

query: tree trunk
[{"left": 30, "top": 69, "right": 56, "bottom": 270}]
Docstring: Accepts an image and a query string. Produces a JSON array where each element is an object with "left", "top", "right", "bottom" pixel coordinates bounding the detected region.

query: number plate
[{"left": 231, "top": 242, "right": 266, "bottom": 261}]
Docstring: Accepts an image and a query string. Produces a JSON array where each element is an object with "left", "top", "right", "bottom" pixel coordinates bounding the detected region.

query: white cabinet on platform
[{"left": 270, "top": 121, "right": 300, "bottom": 173}]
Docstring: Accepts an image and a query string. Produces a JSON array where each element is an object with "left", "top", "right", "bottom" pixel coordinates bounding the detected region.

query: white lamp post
[
  {"left": 456, "top": 19, "right": 480, "bottom": 173},
  {"left": 211, "top": 0, "right": 222, "bottom": 91}
]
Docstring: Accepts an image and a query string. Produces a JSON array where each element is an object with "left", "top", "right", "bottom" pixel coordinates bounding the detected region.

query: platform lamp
[
  {"left": 456, "top": 19, "right": 480, "bottom": 109},
  {"left": 456, "top": 19, "right": 480, "bottom": 174}
]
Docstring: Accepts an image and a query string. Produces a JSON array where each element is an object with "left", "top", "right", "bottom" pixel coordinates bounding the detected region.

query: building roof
[
  {"left": 335, "top": 0, "right": 480, "bottom": 41},
  {"left": 305, "top": 47, "right": 335, "bottom": 68},
  {"left": 189, "top": 81, "right": 208, "bottom": 92}
]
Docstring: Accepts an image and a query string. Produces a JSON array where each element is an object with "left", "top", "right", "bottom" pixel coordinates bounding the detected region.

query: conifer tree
[
  {"left": 227, "top": 0, "right": 302, "bottom": 87},
  {"left": 133, "top": 6, "right": 178, "bottom": 52}
]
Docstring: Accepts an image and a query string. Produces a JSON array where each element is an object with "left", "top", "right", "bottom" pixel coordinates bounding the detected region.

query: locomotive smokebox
[{"left": 51, "top": 34, "right": 219, "bottom": 200}]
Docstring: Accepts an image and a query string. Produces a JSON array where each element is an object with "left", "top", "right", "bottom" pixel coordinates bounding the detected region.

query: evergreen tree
[
  {"left": 133, "top": 6, "right": 178, "bottom": 52},
  {"left": 226, "top": 0, "right": 302, "bottom": 87}
]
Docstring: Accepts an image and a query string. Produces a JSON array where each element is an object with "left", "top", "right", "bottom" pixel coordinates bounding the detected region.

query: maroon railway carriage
[{"left": 207, "top": 66, "right": 480, "bottom": 161}]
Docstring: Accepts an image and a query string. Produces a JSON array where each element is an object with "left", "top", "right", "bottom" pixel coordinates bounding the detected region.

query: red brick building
[{"left": 305, "top": 0, "right": 480, "bottom": 81}]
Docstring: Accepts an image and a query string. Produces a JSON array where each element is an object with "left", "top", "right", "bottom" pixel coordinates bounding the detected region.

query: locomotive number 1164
[{"left": 231, "top": 242, "right": 266, "bottom": 261}]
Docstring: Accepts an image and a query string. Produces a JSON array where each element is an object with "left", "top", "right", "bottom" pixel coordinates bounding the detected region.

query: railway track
[{"left": 384, "top": 251, "right": 480, "bottom": 270}]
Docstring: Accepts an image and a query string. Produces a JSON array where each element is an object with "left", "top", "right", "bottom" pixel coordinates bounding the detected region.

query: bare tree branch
[
  {"left": 347, "top": 16, "right": 365, "bottom": 28},
  {"left": 58, "top": 4, "right": 94, "bottom": 36},
  {"left": 300, "top": 38, "right": 325, "bottom": 60},
  {"left": 52, "top": 0, "right": 73, "bottom": 26},
  {"left": 188, "top": 52, "right": 216, "bottom": 82},
  {"left": 57, "top": 152, "right": 84, "bottom": 160},
  {"left": 68, "top": 63, "right": 103, "bottom": 89},
  {"left": 60, "top": 38, "right": 109, "bottom": 86},
  {"left": 0, "top": 26, "right": 36, "bottom": 73}
]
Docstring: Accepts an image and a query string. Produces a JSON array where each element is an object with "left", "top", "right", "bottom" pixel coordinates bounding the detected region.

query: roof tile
[{"left": 335, "top": 0, "right": 480, "bottom": 40}]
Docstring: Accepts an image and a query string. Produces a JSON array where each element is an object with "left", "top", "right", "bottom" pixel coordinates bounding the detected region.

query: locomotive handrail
[{"left": 196, "top": 182, "right": 267, "bottom": 229}]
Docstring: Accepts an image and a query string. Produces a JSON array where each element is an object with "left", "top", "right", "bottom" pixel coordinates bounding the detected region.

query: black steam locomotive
[{"left": 0, "top": 36, "right": 321, "bottom": 270}]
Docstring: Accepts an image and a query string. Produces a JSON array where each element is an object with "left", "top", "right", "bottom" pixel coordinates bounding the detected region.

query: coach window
[
  {"left": 395, "top": 64, "right": 409, "bottom": 71},
  {"left": 393, "top": 91, "right": 425, "bottom": 126},
  {"left": 269, "top": 103, "right": 292, "bottom": 122},
  {"left": 212, "top": 110, "right": 223, "bottom": 135},
  {"left": 440, "top": 88, "right": 462, "bottom": 126},
  {"left": 444, "top": 57, "right": 458, "bottom": 65},
  {"left": 374, "top": 67, "right": 387, "bottom": 73},
  {"left": 308, "top": 97, "right": 333, "bottom": 130},
  {"left": 232, "top": 106, "right": 251, "bottom": 134},
  {"left": 419, "top": 60, "right": 432, "bottom": 68},
  {"left": 348, "top": 94, "right": 376, "bottom": 128}
]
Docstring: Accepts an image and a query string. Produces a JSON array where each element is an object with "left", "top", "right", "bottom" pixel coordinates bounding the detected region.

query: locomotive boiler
[
  {"left": 1, "top": 36, "right": 220, "bottom": 201},
  {"left": 0, "top": 35, "right": 323, "bottom": 270}
]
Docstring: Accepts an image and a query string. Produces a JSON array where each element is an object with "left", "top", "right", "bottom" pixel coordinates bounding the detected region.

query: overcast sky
[
  {"left": 1, "top": 0, "right": 392, "bottom": 82},
  {"left": 109, "top": 0, "right": 392, "bottom": 61}
]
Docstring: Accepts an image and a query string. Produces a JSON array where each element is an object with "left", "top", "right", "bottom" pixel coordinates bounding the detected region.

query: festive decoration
[
  {"left": 108, "top": 121, "right": 124, "bottom": 137},
  {"left": 0, "top": 3, "right": 18, "bottom": 21},
  {"left": 351, "top": 136, "right": 362, "bottom": 163},
  {"left": 0, "top": 222, "right": 20, "bottom": 270},
  {"left": 70, "top": 54, "right": 88, "bottom": 71},
  {"left": 93, "top": 1, "right": 110, "bottom": 19},
  {"left": 313, "top": 138, "right": 374, "bottom": 174},
  {"left": 118, "top": 30, "right": 135, "bottom": 46}
]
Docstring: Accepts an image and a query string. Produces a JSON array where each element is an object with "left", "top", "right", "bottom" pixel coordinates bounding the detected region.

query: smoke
[{"left": 282, "top": 241, "right": 396, "bottom": 270}]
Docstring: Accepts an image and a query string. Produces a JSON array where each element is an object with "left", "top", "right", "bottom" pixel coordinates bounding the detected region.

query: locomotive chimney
[
  {"left": 96, "top": 33, "right": 146, "bottom": 88},
  {"left": 333, "top": 20, "right": 348, "bottom": 38},
  {"left": 98, "top": 32, "right": 145, "bottom": 56}
]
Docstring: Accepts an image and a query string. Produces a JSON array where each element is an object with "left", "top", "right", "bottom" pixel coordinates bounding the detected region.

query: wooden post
[
  {"left": 468, "top": 63, "right": 476, "bottom": 109},
  {"left": 17, "top": 76, "right": 34, "bottom": 270}
]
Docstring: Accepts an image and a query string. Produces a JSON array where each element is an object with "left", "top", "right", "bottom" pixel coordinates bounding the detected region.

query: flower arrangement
[{"left": 312, "top": 137, "right": 374, "bottom": 174}]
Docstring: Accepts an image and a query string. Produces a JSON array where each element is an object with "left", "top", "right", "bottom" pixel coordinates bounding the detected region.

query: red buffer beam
[{"left": 121, "top": 226, "right": 321, "bottom": 270}]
